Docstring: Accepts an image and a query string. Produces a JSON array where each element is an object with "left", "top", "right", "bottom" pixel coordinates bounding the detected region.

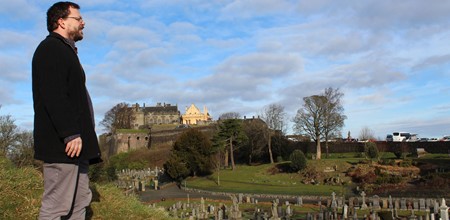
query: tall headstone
[
  {"left": 286, "top": 204, "right": 292, "bottom": 218},
  {"left": 439, "top": 198, "right": 449, "bottom": 220},
  {"left": 201, "top": 197, "right": 205, "bottom": 213},
  {"left": 389, "top": 195, "right": 393, "bottom": 209},
  {"left": 361, "top": 191, "right": 368, "bottom": 209},
  {"left": 296, "top": 197, "right": 303, "bottom": 206},
  {"left": 343, "top": 204, "right": 348, "bottom": 219},
  {"left": 271, "top": 200, "right": 280, "bottom": 220},
  {"left": 331, "top": 192, "right": 337, "bottom": 210},
  {"left": 434, "top": 200, "right": 439, "bottom": 214}
]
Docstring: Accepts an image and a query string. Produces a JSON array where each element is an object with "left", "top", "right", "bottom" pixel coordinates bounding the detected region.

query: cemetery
[{"left": 115, "top": 152, "right": 449, "bottom": 219}]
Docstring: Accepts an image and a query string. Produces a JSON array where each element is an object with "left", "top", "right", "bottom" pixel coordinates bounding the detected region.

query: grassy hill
[
  {"left": 185, "top": 153, "right": 450, "bottom": 198},
  {"left": 186, "top": 159, "right": 353, "bottom": 197},
  {"left": 0, "top": 155, "right": 174, "bottom": 220}
]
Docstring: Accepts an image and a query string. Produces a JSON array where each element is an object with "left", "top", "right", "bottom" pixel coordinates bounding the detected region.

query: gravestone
[
  {"left": 372, "top": 195, "right": 381, "bottom": 210},
  {"left": 439, "top": 198, "right": 449, "bottom": 220},
  {"left": 434, "top": 200, "right": 439, "bottom": 214},
  {"left": 270, "top": 200, "right": 280, "bottom": 220},
  {"left": 348, "top": 197, "right": 354, "bottom": 211},
  {"left": 285, "top": 204, "right": 292, "bottom": 218},
  {"left": 338, "top": 197, "right": 344, "bottom": 209},
  {"left": 420, "top": 199, "right": 426, "bottom": 211},
  {"left": 331, "top": 192, "right": 337, "bottom": 210},
  {"left": 414, "top": 200, "right": 419, "bottom": 211},
  {"left": 389, "top": 195, "right": 393, "bottom": 209},
  {"left": 360, "top": 191, "right": 368, "bottom": 209},
  {"left": 277, "top": 206, "right": 282, "bottom": 218},
  {"left": 382, "top": 198, "right": 388, "bottom": 209},
  {"left": 343, "top": 204, "right": 348, "bottom": 219},
  {"left": 401, "top": 198, "right": 407, "bottom": 210},
  {"left": 296, "top": 197, "right": 303, "bottom": 206}
]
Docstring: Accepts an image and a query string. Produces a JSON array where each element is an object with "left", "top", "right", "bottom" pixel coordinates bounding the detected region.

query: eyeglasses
[{"left": 66, "top": 16, "right": 83, "bottom": 22}]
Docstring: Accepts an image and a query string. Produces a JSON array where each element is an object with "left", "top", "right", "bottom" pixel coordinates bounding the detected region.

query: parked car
[
  {"left": 429, "top": 138, "right": 438, "bottom": 142},
  {"left": 393, "top": 132, "right": 410, "bottom": 142},
  {"left": 441, "top": 136, "right": 450, "bottom": 141},
  {"left": 386, "top": 134, "right": 393, "bottom": 142},
  {"left": 419, "top": 138, "right": 429, "bottom": 142}
]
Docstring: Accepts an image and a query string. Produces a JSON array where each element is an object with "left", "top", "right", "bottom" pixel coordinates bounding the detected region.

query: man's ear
[{"left": 57, "top": 18, "right": 66, "bottom": 29}]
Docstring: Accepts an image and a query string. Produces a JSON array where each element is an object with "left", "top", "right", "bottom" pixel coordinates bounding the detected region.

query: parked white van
[{"left": 392, "top": 132, "right": 410, "bottom": 142}]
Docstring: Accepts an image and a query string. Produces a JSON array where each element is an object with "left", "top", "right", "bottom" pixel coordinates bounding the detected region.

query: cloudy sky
[{"left": 1, "top": 0, "right": 450, "bottom": 139}]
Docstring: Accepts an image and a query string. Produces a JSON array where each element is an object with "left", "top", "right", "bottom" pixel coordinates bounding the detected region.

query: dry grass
[
  {"left": 0, "top": 155, "right": 174, "bottom": 220},
  {"left": 0, "top": 156, "right": 42, "bottom": 219}
]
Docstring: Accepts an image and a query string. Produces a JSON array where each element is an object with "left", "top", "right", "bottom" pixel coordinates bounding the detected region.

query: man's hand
[{"left": 66, "top": 137, "right": 82, "bottom": 158}]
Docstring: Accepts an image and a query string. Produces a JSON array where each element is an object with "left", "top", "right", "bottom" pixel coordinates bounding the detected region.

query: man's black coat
[{"left": 32, "top": 32, "right": 101, "bottom": 164}]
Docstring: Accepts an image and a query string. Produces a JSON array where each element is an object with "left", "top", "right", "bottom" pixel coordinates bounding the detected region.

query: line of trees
[{"left": 0, "top": 105, "right": 35, "bottom": 167}]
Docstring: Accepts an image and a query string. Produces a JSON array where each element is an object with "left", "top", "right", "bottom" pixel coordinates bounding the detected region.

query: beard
[{"left": 69, "top": 26, "right": 84, "bottom": 42}]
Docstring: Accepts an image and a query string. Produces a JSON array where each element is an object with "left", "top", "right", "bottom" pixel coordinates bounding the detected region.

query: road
[
  {"left": 138, "top": 184, "right": 232, "bottom": 203},
  {"left": 138, "top": 184, "right": 319, "bottom": 205}
]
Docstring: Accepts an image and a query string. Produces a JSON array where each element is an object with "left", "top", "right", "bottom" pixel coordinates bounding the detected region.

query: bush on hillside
[
  {"left": 164, "top": 153, "right": 190, "bottom": 182},
  {"left": 289, "top": 149, "right": 307, "bottom": 172},
  {"left": 166, "top": 129, "right": 215, "bottom": 178},
  {"left": 364, "top": 142, "right": 379, "bottom": 160}
]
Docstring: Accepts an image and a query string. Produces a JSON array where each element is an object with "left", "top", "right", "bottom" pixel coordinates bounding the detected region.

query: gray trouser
[{"left": 39, "top": 161, "right": 92, "bottom": 220}]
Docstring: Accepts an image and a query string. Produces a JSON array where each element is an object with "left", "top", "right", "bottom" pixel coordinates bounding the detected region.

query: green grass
[
  {"left": 186, "top": 160, "right": 352, "bottom": 197},
  {"left": 0, "top": 155, "right": 174, "bottom": 220},
  {"left": 184, "top": 152, "right": 450, "bottom": 199}
]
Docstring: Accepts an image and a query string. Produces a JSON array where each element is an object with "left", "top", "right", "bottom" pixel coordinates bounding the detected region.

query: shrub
[
  {"left": 380, "top": 158, "right": 395, "bottom": 166},
  {"left": 364, "top": 142, "right": 379, "bottom": 160},
  {"left": 399, "top": 159, "right": 412, "bottom": 167},
  {"left": 375, "top": 174, "right": 402, "bottom": 184},
  {"left": 289, "top": 150, "right": 307, "bottom": 172}
]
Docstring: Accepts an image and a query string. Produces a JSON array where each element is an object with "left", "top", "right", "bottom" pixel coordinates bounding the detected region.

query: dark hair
[{"left": 47, "top": 1, "right": 80, "bottom": 32}]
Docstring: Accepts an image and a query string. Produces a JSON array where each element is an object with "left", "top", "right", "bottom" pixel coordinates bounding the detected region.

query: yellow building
[{"left": 182, "top": 104, "right": 212, "bottom": 125}]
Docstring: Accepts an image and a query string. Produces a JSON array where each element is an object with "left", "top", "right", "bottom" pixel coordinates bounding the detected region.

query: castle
[
  {"left": 182, "top": 104, "right": 212, "bottom": 125},
  {"left": 130, "top": 102, "right": 212, "bottom": 129}
]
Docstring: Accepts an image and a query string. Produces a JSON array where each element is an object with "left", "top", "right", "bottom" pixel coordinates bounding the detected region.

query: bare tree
[
  {"left": 359, "top": 126, "right": 375, "bottom": 141},
  {"left": 261, "top": 104, "right": 286, "bottom": 133},
  {"left": 322, "top": 87, "right": 346, "bottom": 158},
  {"left": 261, "top": 104, "right": 286, "bottom": 163},
  {"left": 293, "top": 95, "right": 327, "bottom": 159},
  {"left": 100, "top": 102, "right": 135, "bottom": 133},
  {"left": 242, "top": 119, "right": 268, "bottom": 164},
  {"left": 219, "top": 112, "right": 241, "bottom": 120},
  {"left": 293, "top": 87, "right": 346, "bottom": 160}
]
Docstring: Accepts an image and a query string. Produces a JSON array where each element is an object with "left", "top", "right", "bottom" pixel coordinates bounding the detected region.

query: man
[{"left": 32, "top": 2, "right": 102, "bottom": 219}]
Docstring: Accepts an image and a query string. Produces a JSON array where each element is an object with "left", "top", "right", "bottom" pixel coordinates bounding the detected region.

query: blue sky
[{"left": 1, "top": 0, "right": 450, "bottom": 139}]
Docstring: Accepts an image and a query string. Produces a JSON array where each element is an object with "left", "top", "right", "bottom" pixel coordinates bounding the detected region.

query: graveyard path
[{"left": 139, "top": 184, "right": 232, "bottom": 203}]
